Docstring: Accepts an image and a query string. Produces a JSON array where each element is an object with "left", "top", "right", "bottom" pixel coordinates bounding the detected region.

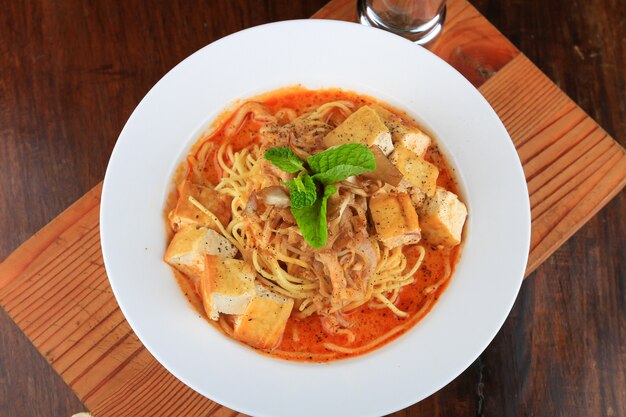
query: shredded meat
[
  {"left": 289, "top": 118, "right": 330, "bottom": 154},
  {"left": 316, "top": 251, "right": 347, "bottom": 308}
]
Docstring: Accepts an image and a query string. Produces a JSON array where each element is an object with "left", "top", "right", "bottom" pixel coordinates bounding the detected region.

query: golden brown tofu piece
[
  {"left": 369, "top": 192, "right": 421, "bottom": 249},
  {"left": 389, "top": 146, "right": 439, "bottom": 196},
  {"left": 371, "top": 104, "right": 431, "bottom": 157},
  {"left": 169, "top": 180, "right": 232, "bottom": 232},
  {"left": 200, "top": 256, "right": 256, "bottom": 321},
  {"left": 396, "top": 130, "right": 431, "bottom": 158},
  {"left": 369, "top": 103, "right": 397, "bottom": 121},
  {"left": 233, "top": 283, "right": 294, "bottom": 350},
  {"left": 418, "top": 187, "right": 467, "bottom": 246},
  {"left": 164, "top": 226, "right": 238, "bottom": 285},
  {"left": 323, "top": 106, "right": 394, "bottom": 155}
]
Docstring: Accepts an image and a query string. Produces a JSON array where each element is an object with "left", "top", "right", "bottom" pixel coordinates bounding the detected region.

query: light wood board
[{"left": 1, "top": 0, "right": 624, "bottom": 415}]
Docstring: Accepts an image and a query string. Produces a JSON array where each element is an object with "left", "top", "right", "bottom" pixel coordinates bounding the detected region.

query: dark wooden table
[{"left": 1, "top": 1, "right": 623, "bottom": 416}]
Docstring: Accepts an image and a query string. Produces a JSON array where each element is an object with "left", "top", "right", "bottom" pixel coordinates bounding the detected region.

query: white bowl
[{"left": 101, "top": 20, "right": 530, "bottom": 417}]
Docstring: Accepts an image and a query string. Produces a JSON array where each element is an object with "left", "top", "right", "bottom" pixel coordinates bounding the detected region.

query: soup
[{"left": 164, "top": 87, "right": 467, "bottom": 362}]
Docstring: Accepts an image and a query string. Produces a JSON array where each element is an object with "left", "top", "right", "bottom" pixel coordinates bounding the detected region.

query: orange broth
[{"left": 166, "top": 87, "right": 463, "bottom": 362}]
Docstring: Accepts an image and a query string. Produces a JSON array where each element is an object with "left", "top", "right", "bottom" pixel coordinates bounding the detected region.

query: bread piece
[
  {"left": 164, "top": 226, "right": 238, "bottom": 284},
  {"left": 200, "top": 256, "right": 256, "bottom": 321},
  {"left": 169, "top": 180, "right": 232, "bottom": 232},
  {"left": 369, "top": 192, "right": 421, "bottom": 249},
  {"left": 418, "top": 187, "right": 467, "bottom": 246},
  {"left": 371, "top": 104, "right": 431, "bottom": 157},
  {"left": 233, "top": 283, "right": 294, "bottom": 350},
  {"left": 389, "top": 146, "right": 439, "bottom": 196},
  {"left": 323, "top": 106, "right": 394, "bottom": 156}
]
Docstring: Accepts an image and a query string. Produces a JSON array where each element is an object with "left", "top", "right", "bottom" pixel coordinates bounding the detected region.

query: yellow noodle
[
  {"left": 336, "top": 328, "right": 356, "bottom": 344},
  {"left": 323, "top": 323, "right": 407, "bottom": 355},
  {"left": 187, "top": 196, "right": 243, "bottom": 253}
]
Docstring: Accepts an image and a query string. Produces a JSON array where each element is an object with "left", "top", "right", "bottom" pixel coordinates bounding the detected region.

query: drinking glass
[{"left": 357, "top": 0, "right": 446, "bottom": 45}]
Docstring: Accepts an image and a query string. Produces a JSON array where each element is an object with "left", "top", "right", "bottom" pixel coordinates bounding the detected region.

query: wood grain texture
[
  {"left": 0, "top": 189, "right": 239, "bottom": 416},
  {"left": 473, "top": 1, "right": 625, "bottom": 416},
  {"left": 477, "top": 55, "right": 626, "bottom": 274},
  {"left": 0, "top": 0, "right": 624, "bottom": 416}
]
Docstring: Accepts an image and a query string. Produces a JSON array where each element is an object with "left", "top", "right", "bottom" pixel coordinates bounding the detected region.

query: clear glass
[{"left": 357, "top": 0, "right": 446, "bottom": 45}]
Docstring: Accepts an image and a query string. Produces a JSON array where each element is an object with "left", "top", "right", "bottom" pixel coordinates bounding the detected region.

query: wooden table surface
[{"left": 0, "top": 0, "right": 623, "bottom": 416}]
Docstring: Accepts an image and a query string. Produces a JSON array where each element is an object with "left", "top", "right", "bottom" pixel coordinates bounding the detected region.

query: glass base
[{"left": 357, "top": 0, "right": 446, "bottom": 45}]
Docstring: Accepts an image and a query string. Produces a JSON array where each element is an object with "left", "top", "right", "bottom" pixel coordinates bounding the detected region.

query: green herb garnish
[
  {"left": 308, "top": 143, "right": 377, "bottom": 185},
  {"left": 263, "top": 147, "right": 305, "bottom": 173},
  {"left": 264, "top": 144, "right": 376, "bottom": 248},
  {"left": 291, "top": 185, "right": 337, "bottom": 249},
  {"left": 284, "top": 173, "right": 317, "bottom": 209}
]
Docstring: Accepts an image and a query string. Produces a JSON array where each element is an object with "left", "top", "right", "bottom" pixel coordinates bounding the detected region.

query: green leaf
[
  {"left": 265, "top": 144, "right": 374, "bottom": 248},
  {"left": 264, "top": 147, "right": 305, "bottom": 173},
  {"left": 291, "top": 184, "right": 337, "bottom": 249},
  {"left": 307, "top": 144, "right": 376, "bottom": 185},
  {"left": 284, "top": 174, "right": 317, "bottom": 209},
  {"left": 323, "top": 184, "right": 338, "bottom": 199}
]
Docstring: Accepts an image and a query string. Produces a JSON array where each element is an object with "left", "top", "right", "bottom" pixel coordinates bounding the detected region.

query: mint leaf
[
  {"left": 284, "top": 174, "right": 317, "bottom": 209},
  {"left": 291, "top": 184, "right": 337, "bottom": 249},
  {"left": 307, "top": 144, "right": 376, "bottom": 185},
  {"left": 323, "top": 184, "right": 338, "bottom": 199},
  {"left": 264, "top": 144, "right": 373, "bottom": 248},
  {"left": 264, "top": 147, "right": 305, "bottom": 173}
]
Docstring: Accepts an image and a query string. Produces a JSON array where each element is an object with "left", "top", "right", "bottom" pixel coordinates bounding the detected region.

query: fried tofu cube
[
  {"left": 418, "top": 187, "right": 467, "bottom": 246},
  {"left": 371, "top": 104, "right": 431, "bottom": 157},
  {"left": 323, "top": 106, "right": 394, "bottom": 156},
  {"left": 169, "top": 180, "right": 232, "bottom": 232},
  {"left": 369, "top": 192, "right": 421, "bottom": 249},
  {"left": 200, "top": 256, "right": 256, "bottom": 321},
  {"left": 164, "top": 226, "right": 238, "bottom": 284},
  {"left": 408, "top": 187, "right": 428, "bottom": 208},
  {"left": 369, "top": 103, "right": 397, "bottom": 121},
  {"left": 233, "top": 283, "right": 294, "bottom": 350},
  {"left": 389, "top": 146, "right": 439, "bottom": 196},
  {"left": 395, "top": 130, "right": 431, "bottom": 158}
]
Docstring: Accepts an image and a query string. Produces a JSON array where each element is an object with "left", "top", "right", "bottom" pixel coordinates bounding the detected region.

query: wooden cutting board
[{"left": 1, "top": 0, "right": 624, "bottom": 416}]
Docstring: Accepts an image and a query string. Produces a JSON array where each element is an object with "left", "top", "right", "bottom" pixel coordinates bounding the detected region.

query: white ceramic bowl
[{"left": 101, "top": 20, "right": 530, "bottom": 417}]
